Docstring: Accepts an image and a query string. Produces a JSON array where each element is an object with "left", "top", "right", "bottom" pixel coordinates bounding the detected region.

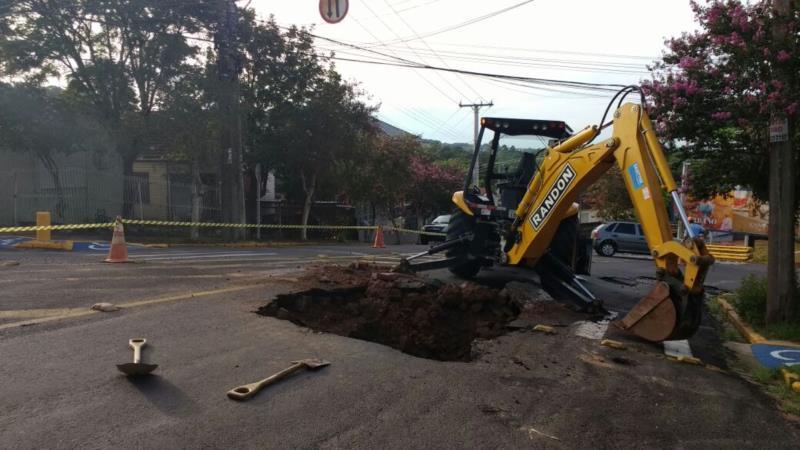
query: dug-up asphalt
[{"left": 0, "top": 244, "right": 798, "bottom": 449}]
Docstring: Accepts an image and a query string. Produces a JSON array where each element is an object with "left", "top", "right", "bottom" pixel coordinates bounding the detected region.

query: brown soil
[{"left": 258, "top": 263, "right": 533, "bottom": 361}]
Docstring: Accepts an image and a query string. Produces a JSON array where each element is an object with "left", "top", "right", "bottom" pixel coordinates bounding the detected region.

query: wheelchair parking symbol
[{"left": 751, "top": 344, "right": 800, "bottom": 369}]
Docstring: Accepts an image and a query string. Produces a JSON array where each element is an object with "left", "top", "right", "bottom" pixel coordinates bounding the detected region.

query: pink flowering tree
[
  {"left": 406, "top": 153, "right": 465, "bottom": 228},
  {"left": 643, "top": 0, "right": 798, "bottom": 202}
]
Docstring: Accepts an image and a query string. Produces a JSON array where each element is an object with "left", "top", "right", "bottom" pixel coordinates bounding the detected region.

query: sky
[{"left": 250, "top": 0, "right": 698, "bottom": 144}]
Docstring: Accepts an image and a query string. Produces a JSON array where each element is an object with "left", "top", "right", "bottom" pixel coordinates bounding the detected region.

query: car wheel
[{"left": 597, "top": 240, "right": 617, "bottom": 257}]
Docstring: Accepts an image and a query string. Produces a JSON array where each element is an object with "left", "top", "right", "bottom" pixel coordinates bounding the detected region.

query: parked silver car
[{"left": 591, "top": 221, "right": 649, "bottom": 256}]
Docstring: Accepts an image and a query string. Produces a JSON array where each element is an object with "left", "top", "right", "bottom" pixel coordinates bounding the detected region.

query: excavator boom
[{"left": 506, "top": 98, "right": 713, "bottom": 341}]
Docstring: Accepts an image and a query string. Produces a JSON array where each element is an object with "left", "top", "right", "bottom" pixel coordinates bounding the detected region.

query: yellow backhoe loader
[{"left": 401, "top": 86, "right": 713, "bottom": 342}]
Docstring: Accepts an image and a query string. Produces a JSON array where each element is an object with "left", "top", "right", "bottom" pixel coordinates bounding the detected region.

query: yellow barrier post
[{"left": 36, "top": 211, "right": 51, "bottom": 242}]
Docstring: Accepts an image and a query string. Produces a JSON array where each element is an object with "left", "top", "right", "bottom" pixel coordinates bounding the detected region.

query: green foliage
[
  {"left": 735, "top": 274, "right": 769, "bottom": 325},
  {"left": 752, "top": 367, "right": 781, "bottom": 384},
  {"left": 644, "top": 0, "right": 799, "bottom": 203},
  {"left": 584, "top": 167, "right": 634, "bottom": 220}
]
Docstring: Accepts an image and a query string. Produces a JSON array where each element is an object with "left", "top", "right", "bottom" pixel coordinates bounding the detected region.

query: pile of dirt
[{"left": 258, "top": 263, "right": 525, "bottom": 361}]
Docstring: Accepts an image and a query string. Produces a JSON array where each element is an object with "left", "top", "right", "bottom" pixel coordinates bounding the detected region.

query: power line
[
  {"left": 378, "top": 41, "right": 657, "bottom": 61},
  {"left": 380, "top": 0, "right": 485, "bottom": 102},
  {"left": 365, "top": 0, "right": 537, "bottom": 46},
  {"left": 296, "top": 29, "right": 625, "bottom": 92},
  {"left": 325, "top": 43, "right": 649, "bottom": 75},
  {"left": 317, "top": 53, "right": 624, "bottom": 93},
  {"left": 357, "top": 0, "right": 447, "bottom": 23},
  {"left": 356, "top": 2, "right": 470, "bottom": 103}
]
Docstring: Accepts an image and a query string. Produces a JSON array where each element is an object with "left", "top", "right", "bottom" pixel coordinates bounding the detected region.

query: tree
[
  {"left": 583, "top": 167, "right": 635, "bottom": 221},
  {"left": 265, "top": 68, "right": 375, "bottom": 240},
  {"left": 0, "top": 0, "right": 213, "bottom": 215},
  {"left": 406, "top": 152, "right": 465, "bottom": 227},
  {"left": 0, "top": 83, "right": 108, "bottom": 220},
  {"left": 644, "top": 0, "right": 798, "bottom": 322}
]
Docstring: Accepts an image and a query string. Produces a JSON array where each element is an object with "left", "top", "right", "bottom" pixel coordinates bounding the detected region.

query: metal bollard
[{"left": 36, "top": 211, "right": 51, "bottom": 242}]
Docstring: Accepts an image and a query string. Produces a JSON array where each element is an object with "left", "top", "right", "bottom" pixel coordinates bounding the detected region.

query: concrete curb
[
  {"left": 139, "top": 241, "right": 349, "bottom": 249},
  {"left": 13, "top": 240, "right": 74, "bottom": 251},
  {"left": 716, "top": 297, "right": 799, "bottom": 392},
  {"left": 717, "top": 297, "right": 766, "bottom": 343}
]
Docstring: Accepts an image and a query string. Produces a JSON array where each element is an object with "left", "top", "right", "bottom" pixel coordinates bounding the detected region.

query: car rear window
[
  {"left": 605, "top": 223, "right": 617, "bottom": 232},
  {"left": 615, "top": 223, "right": 635, "bottom": 235}
]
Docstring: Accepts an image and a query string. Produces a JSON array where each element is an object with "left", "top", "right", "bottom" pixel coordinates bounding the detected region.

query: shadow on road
[{"left": 126, "top": 375, "right": 197, "bottom": 416}]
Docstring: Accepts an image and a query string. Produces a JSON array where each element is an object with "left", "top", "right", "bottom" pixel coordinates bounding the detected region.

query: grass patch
[
  {"left": 708, "top": 293, "right": 800, "bottom": 417},
  {"left": 739, "top": 365, "right": 800, "bottom": 417},
  {"left": 729, "top": 274, "right": 800, "bottom": 342},
  {"left": 706, "top": 295, "right": 746, "bottom": 343},
  {"left": 759, "top": 323, "right": 800, "bottom": 342},
  {"left": 765, "top": 383, "right": 800, "bottom": 416},
  {"left": 751, "top": 240, "right": 800, "bottom": 265},
  {"left": 735, "top": 274, "right": 768, "bottom": 325}
]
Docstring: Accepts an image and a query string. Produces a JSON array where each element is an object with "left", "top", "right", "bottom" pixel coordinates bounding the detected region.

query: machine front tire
[{"left": 446, "top": 211, "right": 482, "bottom": 279}]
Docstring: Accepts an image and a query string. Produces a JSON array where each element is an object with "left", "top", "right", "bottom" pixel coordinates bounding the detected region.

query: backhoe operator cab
[
  {"left": 443, "top": 117, "right": 588, "bottom": 285},
  {"left": 461, "top": 117, "right": 574, "bottom": 214}
]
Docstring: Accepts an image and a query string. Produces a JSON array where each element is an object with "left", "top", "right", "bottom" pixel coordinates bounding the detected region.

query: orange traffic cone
[
  {"left": 372, "top": 225, "right": 385, "bottom": 249},
  {"left": 104, "top": 217, "right": 129, "bottom": 263}
]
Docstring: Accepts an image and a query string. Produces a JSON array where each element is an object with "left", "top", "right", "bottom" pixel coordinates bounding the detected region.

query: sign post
[{"left": 319, "top": 0, "right": 349, "bottom": 24}]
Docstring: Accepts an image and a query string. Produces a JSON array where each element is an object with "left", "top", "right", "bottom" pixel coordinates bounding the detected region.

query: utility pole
[
  {"left": 460, "top": 101, "right": 493, "bottom": 188},
  {"left": 216, "top": 0, "right": 245, "bottom": 240},
  {"left": 766, "top": 0, "right": 796, "bottom": 324}
]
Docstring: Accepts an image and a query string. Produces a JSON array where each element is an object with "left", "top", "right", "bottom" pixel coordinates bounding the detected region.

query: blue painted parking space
[
  {"left": 0, "top": 235, "right": 145, "bottom": 252},
  {"left": 751, "top": 343, "right": 800, "bottom": 369}
]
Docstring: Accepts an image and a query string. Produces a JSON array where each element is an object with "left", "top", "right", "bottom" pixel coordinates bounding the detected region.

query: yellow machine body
[{"left": 456, "top": 103, "right": 713, "bottom": 341}]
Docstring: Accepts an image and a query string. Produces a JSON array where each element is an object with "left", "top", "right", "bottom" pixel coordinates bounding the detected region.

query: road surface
[{"left": 0, "top": 244, "right": 796, "bottom": 448}]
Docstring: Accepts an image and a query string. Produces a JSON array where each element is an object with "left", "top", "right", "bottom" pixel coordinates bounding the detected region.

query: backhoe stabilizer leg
[{"left": 536, "top": 252, "right": 604, "bottom": 312}]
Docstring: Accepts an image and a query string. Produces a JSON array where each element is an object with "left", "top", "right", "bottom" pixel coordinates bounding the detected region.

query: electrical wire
[
  {"left": 357, "top": 1, "right": 470, "bottom": 102},
  {"left": 381, "top": 0, "right": 485, "bottom": 102},
  {"left": 316, "top": 53, "right": 624, "bottom": 93},
  {"left": 365, "top": 0, "right": 537, "bottom": 46}
]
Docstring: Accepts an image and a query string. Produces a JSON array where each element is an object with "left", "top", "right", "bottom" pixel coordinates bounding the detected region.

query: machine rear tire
[
  {"left": 549, "top": 215, "right": 579, "bottom": 269},
  {"left": 446, "top": 211, "right": 482, "bottom": 279}
]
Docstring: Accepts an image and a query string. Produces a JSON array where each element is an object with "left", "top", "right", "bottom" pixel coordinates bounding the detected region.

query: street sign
[
  {"left": 319, "top": 0, "right": 349, "bottom": 24},
  {"left": 769, "top": 116, "right": 788, "bottom": 143}
]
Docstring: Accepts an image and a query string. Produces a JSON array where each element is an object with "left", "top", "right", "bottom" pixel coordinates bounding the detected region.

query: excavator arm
[{"left": 507, "top": 100, "right": 713, "bottom": 342}]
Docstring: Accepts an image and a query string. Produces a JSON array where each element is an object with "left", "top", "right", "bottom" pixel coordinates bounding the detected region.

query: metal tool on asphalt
[
  {"left": 227, "top": 359, "right": 330, "bottom": 401},
  {"left": 116, "top": 338, "right": 158, "bottom": 376}
]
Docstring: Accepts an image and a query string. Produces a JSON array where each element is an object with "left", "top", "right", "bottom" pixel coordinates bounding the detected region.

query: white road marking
[
  {"left": 571, "top": 321, "right": 609, "bottom": 340},
  {"left": 130, "top": 252, "right": 278, "bottom": 261},
  {"left": 663, "top": 340, "right": 693, "bottom": 358},
  {"left": 570, "top": 311, "right": 617, "bottom": 340}
]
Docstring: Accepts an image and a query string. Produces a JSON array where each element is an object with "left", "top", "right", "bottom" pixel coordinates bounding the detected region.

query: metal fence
[{"left": 1, "top": 167, "right": 221, "bottom": 226}]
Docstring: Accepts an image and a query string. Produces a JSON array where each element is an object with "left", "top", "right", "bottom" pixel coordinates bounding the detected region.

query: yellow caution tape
[
  {"left": 0, "top": 223, "right": 115, "bottom": 233},
  {"left": 384, "top": 226, "right": 447, "bottom": 237},
  {"left": 0, "top": 218, "right": 446, "bottom": 236}
]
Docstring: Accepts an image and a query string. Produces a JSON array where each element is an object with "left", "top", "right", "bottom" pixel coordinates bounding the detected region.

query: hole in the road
[
  {"left": 257, "top": 265, "right": 523, "bottom": 362},
  {"left": 234, "top": 388, "right": 250, "bottom": 393}
]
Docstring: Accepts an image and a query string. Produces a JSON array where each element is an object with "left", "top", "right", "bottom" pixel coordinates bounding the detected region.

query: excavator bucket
[{"left": 613, "top": 280, "right": 702, "bottom": 342}]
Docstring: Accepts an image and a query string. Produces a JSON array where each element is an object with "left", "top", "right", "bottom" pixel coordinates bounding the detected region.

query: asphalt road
[{"left": 1, "top": 244, "right": 797, "bottom": 448}]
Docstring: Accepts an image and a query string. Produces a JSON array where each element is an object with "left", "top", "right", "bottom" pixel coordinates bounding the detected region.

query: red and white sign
[
  {"left": 769, "top": 116, "right": 789, "bottom": 143},
  {"left": 319, "top": 0, "right": 349, "bottom": 24}
]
